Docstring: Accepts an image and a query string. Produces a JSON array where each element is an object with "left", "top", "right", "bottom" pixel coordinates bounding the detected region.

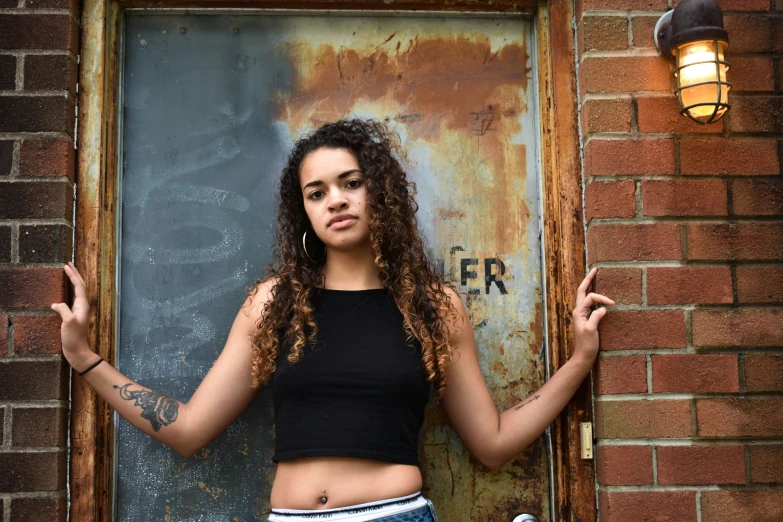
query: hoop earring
[{"left": 302, "top": 230, "right": 324, "bottom": 263}]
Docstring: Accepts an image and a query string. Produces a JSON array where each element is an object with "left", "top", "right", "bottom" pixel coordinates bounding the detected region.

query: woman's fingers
[
  {"left": 51, "top": 302, "right": 73, "bottom": 322},
  {"left": 576, "top": 267, "right": 597, "bottom": 301},
  {"left": 64, "top": 263, "right": 88, "bottom": 300},
  {"left": 586, "top": 306, "right": 608, "bottom": 330},
  {"left": 581, "top": 292, "right": 615, "bottom": 310}
]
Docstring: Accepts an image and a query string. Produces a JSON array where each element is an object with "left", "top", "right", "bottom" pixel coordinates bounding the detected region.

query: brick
[
  {"left": 24, "top": 55, "right": 77, "bottom": 93},
  {"left": 596, "top": 446, "right": 653, "bottom": 485},
  {"left": 12, "top": 407, "right": 67, "bottom": 446},
  {"left": 750, "top": 446, "right": 783, "bottom": 484},
  {"left": 0, "top": 268, "right": 67, "bottom": 309},
  {"left": 733, "top": 179, "right": 783, "bottom": 216},
  {"left": 686, "top": 223, "right": 783, "bottom": 261},
  {"left": 636, "top": 96, "right": 723, "bottom": 134},
  {"left": 697, "top": 398, "right": 783, "bottom": 437},
  {"left": 19, "top": 224, "right": 72, "bottom": 263},
  {"left": 0, "top": 140, "right": 12, "bottom": 175},
  {"left": 728, "top": 56, "right": 775, "bottom": 92},
  {"left": 584, "top": 139, "right": 675, "bottom": 176},
  {"left": 631, "top": 15, "right": 658, "bottom": 49},
  {"left": 587, "top": 224, "right": 681, "bottom": 263},
  {"left": 595, "top": 355, "right": 647, "bottom": 394},
  {"left": 0, "top": 181, "right": 72, "bottom": 219},
  {"left": 779, "top": 60, "right": 783, "bottom": 92},
  {"left": 579, "top": 16, "right": 628, "bottom": 54},
  {"left": 0, "top": 15, "right": 78, "bottom": 52},
  {"left": 658, "top": 445, "right": 745, "bottom": 485},
  {"left": 595, "top": 267, "right": 642, "bottom": 305},
  {"left": 0, "top": 54, "right": 15, "bottom": 90},
  {"left": 730, "top": 96, "right": 783, "bottom": 133},
  {"left": 599, "top": 491, "right": 696, "bottom": 522},
  {"left": 680, "top": 139, "right": 779, "bottom": 175},
  {"left": 581, "top": 97, "right": 632, "bottom": 135},
  {"left": 745, "top": 354, "right": 783, "bottom": 392},
  {"left": 0, "top": 360, "right": 68, "bottom": 400},
  {"left": 9, "top": 497, "right": 66, "bottom": 522},
  {"left": 0, "top": 96, "right": 74, "bottom": 134},
  {"left": 723, "top": 15, "right": 772, "bottom": 53},
  {"left": 0, "top": 452, "right": 66, "bottom": 492},
  {"left": 14, "top": 314, "right": 62, "bottom": 354},
  {"left": 595, "top": 399, "right": 691, "bottom": 439},
  {"left": 0, "top": 225, "right": 10, "bottom": 263},
  {"left": 702, "top": 490, "right": 783, "bottom": 522},
  {"left": 585, "top": 180, "right": 636, "bottom": 222},
  {"left": 19, "top": 138, "right": 74, "bottom": 180},
  {"left": 647, "top": 266, "right": 733, "bottom": 305},
  {"left": 27, "top": 0, "right": 80, "bottom": 8},
  {"left": 582, "top": 0, "right": 667, "bottom": 11},
  {"left": 713, "top": 0, "right": 774, "bottom": 9},
  {"left": 579, "top": 56, "right": 671, "bottom": 96},
  {"left": 0, "top": 313, "right": 7, "bottom": 356},
  {"left": 652, "top": 354, "right": 738, "bottom": 393},
  {"left": 642, "top": 179, "right": 727, "bottom": 217},
  {"left": 776, "top": 16, "right": 783, "bottom": 52},
  {"left": 693, "top": 308, "right": 783, "bottom": 348},
  {"left": 599, "top": 310, "right": 686, "bottom": 350},
  {"left": 737, "top": 265, "right": 783, "bottom": 303}
]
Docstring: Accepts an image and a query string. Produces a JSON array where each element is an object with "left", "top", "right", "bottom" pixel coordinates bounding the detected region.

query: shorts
[{"left": 266, "top": 491, "right": 439, "bottom": 522}]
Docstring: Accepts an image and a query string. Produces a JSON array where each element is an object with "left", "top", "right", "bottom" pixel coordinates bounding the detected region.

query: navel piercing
[{"left": 320, "top": 490, "right": 327, "bottom": 504}]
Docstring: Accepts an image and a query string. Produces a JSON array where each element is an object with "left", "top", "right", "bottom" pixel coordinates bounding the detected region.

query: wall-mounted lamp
[{"left": 654, "top": 0, "right": 731, "bottom": 125}]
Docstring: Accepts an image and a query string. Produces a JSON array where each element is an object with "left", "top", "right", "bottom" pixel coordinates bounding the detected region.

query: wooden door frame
[{"left": 71, "top": 1, "right": 592, "bottom": 520}]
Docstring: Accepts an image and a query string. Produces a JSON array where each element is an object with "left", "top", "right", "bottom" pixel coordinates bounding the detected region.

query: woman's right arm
[{"left": 53, "top": 262, "right": 275, "bottom": 457}]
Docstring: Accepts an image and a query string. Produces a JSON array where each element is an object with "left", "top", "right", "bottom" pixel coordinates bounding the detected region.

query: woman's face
[{"left": 299, "top": 147, "right": 371, "bottom": 252}]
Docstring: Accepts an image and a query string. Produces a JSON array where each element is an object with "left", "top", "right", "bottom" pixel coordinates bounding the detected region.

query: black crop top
[{"left": 271, "top": 288, "right": 432, "bottom": 466}]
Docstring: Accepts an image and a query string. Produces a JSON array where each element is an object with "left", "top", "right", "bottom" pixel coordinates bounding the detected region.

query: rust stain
[
  {"left": 279, "top": 35, "right": 529, "bottom": 134},
  {"left": 527, "top": 301, "right": 544, "bottom": 356},
  {"left": 437, "top": 208, "right": 466, "bottom": 220}
]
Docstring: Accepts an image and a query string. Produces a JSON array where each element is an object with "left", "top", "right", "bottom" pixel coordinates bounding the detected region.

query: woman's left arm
[{"left": 439, "top": 268, "right": 613, "bottom": 472}]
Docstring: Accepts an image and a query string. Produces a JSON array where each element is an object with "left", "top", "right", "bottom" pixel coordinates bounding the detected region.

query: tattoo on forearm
[
  {"left": 514, "top": 394, "right": 540, "bottom": 411},
  {"left": 113, "top": 383, "right": 179, "bottom": 432}
]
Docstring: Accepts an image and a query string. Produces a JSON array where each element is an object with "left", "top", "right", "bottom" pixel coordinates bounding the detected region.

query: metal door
[{"left": 117, "top": 11, "right": 547, "bottom": 522}]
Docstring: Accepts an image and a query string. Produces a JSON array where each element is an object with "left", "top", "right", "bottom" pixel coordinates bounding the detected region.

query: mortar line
[
  {"left": 10, "top": 223, "right": 19, "bottom": 264},
  {"left": 14, "top": 54, "right": 23, "bottom": 91}
]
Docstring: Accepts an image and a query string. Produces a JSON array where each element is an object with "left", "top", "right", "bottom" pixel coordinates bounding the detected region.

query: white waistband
[{"left": 268, "top": 491, "right": 426, "bottom": 522}]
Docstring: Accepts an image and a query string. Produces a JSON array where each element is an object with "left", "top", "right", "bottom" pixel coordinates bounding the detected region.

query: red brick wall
[
  {"left": 578, "top": 0, "right": 783, "bottom": 520},
  {"left": 0, "top": 1, "right": 79, "bottom": 521}
]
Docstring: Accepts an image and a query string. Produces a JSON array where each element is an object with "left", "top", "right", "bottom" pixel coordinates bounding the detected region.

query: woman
[{"left": 53, "top": 119, "right": 614, "bottom": 521}]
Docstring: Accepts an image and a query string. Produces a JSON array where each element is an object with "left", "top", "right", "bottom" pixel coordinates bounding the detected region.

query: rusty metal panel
[{"left": 117, "top": 11, "right": 546, "bottom": 522}]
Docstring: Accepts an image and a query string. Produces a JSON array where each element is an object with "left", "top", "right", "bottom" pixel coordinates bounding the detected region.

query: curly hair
[{"left": 246, "top": 118, "right": 462, "bottom": 398}]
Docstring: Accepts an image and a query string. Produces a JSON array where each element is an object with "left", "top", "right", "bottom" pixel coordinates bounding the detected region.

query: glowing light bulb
[{"left": 676, "top": 40, "right": 729, "bottom": 121}]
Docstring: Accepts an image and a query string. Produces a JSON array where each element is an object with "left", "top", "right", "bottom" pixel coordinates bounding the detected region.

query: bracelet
[{"left": 79, "top": 358, "right": 103, "bottom": 376}]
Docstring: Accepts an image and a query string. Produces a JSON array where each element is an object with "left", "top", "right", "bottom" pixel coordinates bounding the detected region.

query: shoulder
[
  {"left": 241, "top": 277, "right": 280, "bottom": 322},
  {"left": 434, "top": 283, "right": 466, "bottom": 313},
  {"left": 433, "top": 283, "right": 470, "bottom": 339}
]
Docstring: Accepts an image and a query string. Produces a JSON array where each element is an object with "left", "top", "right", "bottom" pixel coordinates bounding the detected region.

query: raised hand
[
  {"left": 50, "top": 261, "right": 94, "bottom": 371},
  {"left": 571, "top": 267, "right": 614, "bottom": 367}
]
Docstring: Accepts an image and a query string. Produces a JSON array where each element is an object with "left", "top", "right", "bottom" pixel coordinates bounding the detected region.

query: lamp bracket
[{"left": 654, "top": 10, "right": 675, "bottom": 56}]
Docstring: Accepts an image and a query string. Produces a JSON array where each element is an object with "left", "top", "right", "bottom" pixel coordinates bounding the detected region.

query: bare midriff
[{"left": 270, "top": 456, "right": 423, "bottom": 510}]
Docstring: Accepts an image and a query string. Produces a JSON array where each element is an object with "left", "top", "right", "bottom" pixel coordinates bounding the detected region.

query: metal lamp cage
[{"left": 673, "top": 39, "right": 732, "bottom": 125}]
